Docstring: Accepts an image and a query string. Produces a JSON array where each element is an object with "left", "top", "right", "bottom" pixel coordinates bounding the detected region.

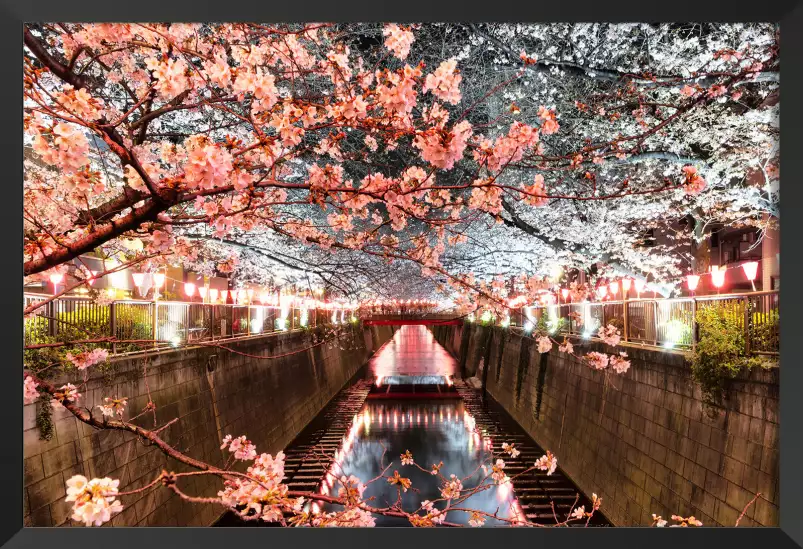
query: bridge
[{"left": 360, "top": 314, "right": 463, "bottom": 326}]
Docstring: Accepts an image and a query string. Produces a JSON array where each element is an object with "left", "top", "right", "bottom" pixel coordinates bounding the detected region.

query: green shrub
[{"left": 691, "top": 303, "right": 774, "bottom": 409}]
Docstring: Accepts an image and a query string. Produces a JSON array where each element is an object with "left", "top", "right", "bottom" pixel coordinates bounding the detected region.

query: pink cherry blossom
[
  {"left": 383, "top": 24, "right": 415, "bottom": 60},
  {"left": 24, "top": 376, "right": 39, "bottom": 405},
  {"left": 423, "top": 59, "right": 462, "bottom": 105},
  {"left": 65, "top": 475, "right": 123, "bottom": 526}
]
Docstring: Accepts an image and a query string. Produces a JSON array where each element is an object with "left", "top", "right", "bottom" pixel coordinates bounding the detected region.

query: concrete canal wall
[
  {"left": 431, "top": 323, "right": 779, "bottom": 527},
  {"left": 24, "top": 324, "right": 395, "bottom": 527}
]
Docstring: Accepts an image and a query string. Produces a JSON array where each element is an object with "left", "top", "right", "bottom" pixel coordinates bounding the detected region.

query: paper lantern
[
  {"left": 687, "top": 275, "right": 700, "bottom": 292},
  {"left": 184, "top": 282, "right": 196, "bottom": 297},
  {"left": 742, "top": 261, "right": 759, "bottom": 281}
]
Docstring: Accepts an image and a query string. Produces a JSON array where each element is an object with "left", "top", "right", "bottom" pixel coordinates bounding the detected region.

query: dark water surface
[{"left": 315, "top": 399, "right": 518, "bottom": 526}]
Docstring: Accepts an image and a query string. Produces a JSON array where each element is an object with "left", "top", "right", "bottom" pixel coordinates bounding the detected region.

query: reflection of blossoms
[
  {"left": 65, "top": 475, "right": 123, "bottom": 526},
  {"left": 534, "top": 451, "right": 558, "bottom": 476},
  {"left": 24, "top": 376, "right": 39, "bottom": 405}
]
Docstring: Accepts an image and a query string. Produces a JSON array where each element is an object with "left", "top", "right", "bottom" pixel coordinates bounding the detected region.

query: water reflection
[
  {"left": 317, "top": 400, "right": 519, "bottom": 526},
  {"left": 370, "top": 326, "right": 458, "bottom": 383}
]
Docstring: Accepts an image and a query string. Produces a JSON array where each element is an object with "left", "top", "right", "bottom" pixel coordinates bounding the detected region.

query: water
[
  {"left": 370, "top": 325, "right": 459, "bottom": 385},
  {"left": 312, "top": 326, "right": 517, "bottom": 526},
  {"left": 316, "top": 400, "right": 518, "bottom": 526}
]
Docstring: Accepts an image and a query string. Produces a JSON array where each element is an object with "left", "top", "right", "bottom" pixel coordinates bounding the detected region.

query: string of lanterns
[{"left": 510, "top": 260, "right": 763, "bottom": 308}]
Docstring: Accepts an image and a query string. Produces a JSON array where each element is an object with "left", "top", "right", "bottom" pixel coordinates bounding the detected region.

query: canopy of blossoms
[{"left": 24, "top": 22, "right": 779, "bottom": 312}]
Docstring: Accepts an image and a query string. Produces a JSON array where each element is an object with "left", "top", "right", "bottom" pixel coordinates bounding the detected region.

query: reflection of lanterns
[
  {"left": 184, "top": 282, "right": 196, "bottom": 297},
  {"left": 687, "top": 274, "right": 700, "bottom": 292},
  {"left": 742, "top": 261, "right": 758, "bottom": 291},
  {"left": 711, "top": 266, "right": 726, "bottom": 290}
]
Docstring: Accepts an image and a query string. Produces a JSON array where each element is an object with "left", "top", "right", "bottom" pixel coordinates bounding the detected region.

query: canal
[{"left": 215, "top": 325, "right": 609, "bottom": 527}]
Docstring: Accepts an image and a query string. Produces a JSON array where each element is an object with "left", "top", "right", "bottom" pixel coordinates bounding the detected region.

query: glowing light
[
  {"left": 221, "top": 290, "right": 229, "bottom": 302},
  {"left": 300, "top": 309, "right": 309, "bottom": 327},
  {"left": 608, "top": 281, "right": 619, "bottom": 296},
  {"left": 49, "top": 272, "right": 64, "bottom": 285},
  {"left": 523, "top": 320, "right": 534, "bottom": 333},
  {"left": 87, "top": 271, "right": 98, "bottom": 286},
  {"left": 170, "top": 335, "right": 181, "bottom": 348},
  {"left": 742, "top": 261, "right": 759, "bottom": 281},
  {"left": 246, "top": 289, "right": 255, "bottom": 302},
  {"left": 184, "top": 282, "right": 196, "bottom": 297},
  {"left": 153, "top": 273, "right": 166, "bottom": 288},
  {"left": 198, "top": 286, "right": 208, "bottom": 300},
  {"left": 561, "top": 288, "right": 570, "bottom": 300},
  {"left": 500, "top": 316, "right": 511, "bottom": 328},
  {"left": 132, "top": 273, "right": 145, "bottom": 288},
  {"left": 209, "top": 289, "right": 219, "bottom": 302},
  {"left": 711, "top": 266, "right": 726, "bottom": 289},
  {"left": 467, "top": 313, "right": 475, "bottom": 323},
  {"left": 550, "top": 264, "right": 563, "bottom": 279},
  {"left": 480, "top": 310, "right": 492, "bottom": 323},
  {"left": 686, "top": 274, "right": 700, "bottom": 292},
  {"left": 597, "top": 285, "right": 608, "bottom": 299},
  {"left": 621, "top": 278, "right": 632, "bottom": 292},
  {"left": 106, "top": 288, "right": 116, "bottom": 298},
  {"left": 634, "top": 278, "right": 646, "bottom": 295}
]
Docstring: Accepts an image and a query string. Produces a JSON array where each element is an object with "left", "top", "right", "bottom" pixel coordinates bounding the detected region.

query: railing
[
  {"left": 24, "top": 294, "right": 356, "bottom": 355},
  {"left": 514, "top": 290, "right": 779, "bottom": 355}
]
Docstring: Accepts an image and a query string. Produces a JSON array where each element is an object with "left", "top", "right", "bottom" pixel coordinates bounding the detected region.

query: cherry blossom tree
[{"left": 22, "top": 22, "right": 778, "bottom": 527}]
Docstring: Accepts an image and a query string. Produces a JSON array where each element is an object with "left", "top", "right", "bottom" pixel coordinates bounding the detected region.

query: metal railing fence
[
  {"left": 24, "top": 294, "right": 341, "bottom": 354},
  {"left": 515, "top": 290, "right": 779, "bottom": 355}
]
